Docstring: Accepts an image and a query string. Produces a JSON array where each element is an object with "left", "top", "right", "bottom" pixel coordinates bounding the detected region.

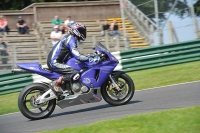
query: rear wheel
[
  {"left": 18, "top": 83, "right": 56, "bottom": 120},
  {"left": 101, "top": 73, "right": 135, "bottom": 106}
]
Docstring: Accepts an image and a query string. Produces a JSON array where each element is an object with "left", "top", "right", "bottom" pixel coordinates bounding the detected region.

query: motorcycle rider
[{"left": 47, "top": 22, "right": 90, "bottom": 93}]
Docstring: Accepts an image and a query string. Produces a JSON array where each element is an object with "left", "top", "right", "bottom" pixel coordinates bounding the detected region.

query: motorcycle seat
[{"left": 41, "top": 64, "right": 53, "bottom": 72}]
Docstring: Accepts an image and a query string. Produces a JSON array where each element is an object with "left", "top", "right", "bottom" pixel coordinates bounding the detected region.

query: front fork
[{"left": 109, "top": 75, "right": 120, "bottom": 91}]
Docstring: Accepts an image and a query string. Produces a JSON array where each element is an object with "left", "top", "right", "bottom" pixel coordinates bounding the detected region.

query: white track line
[
  {"left": 0, "top": 80, "right": 200, "bottom": 117},
  {"left": 136, "top": 80, "right": 200, "bottom": 92},
  {"left": 0, "top": 112, "right": 20, "bottom": 117}
]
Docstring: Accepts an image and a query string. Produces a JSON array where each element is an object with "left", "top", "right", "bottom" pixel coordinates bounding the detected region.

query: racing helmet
[{"left": 68, "top": 22, "right": 87, "bottom": 41}]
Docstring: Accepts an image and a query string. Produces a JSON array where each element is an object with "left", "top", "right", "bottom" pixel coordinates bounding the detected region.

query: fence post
[
  {"left": 116, "top": 36, "right": 120, "bottom": 51},
  {"left": 37, "top": 42, "right": 42, "bottom": 64},
  {"left": 12, "top": 45, "right": 17, "bottom": 68},
  {"left": 196, "top": 19, "right": 200, "bottom": 38},
  {"left": 154, "top": 0, "right": 163, "bottom": 45},
  {"left": 150, "top": 24, "right": 154, "bottom": 46},
  {"left": 105, "top": 31, "right": 109, "bottom": 49},
  {"left": 190, "top": 0, "right": 198, "bottom": 38},
  {"left": 120, "top": 0, "right": 127, "bottom": 50},
  {"left": 168, "top": 21, "right": 173, "bottom": 43},
  {"left": 92, "top": 35, "right": 96, "bottom": 47},
  {"left": 168, "top": 21, "right": 179, "bottom": 43}
]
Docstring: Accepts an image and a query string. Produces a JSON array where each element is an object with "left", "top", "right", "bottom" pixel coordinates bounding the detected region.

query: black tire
[
  {"left": 18, "top": 83, "right": 56, "bottom": 120},
  {"left": 101, "top": 73, "right": 135, "bottom": 106}
]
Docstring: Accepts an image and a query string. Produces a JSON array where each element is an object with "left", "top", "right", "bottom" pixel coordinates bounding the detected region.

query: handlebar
[{"left": 89, "top": 51, "right": 107, "bottom": 63}]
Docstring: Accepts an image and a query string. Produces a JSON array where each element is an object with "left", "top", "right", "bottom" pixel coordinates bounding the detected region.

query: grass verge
[
  {"left": 128, "top": 61, "right": 200, "bottom": 90},
  {"left": 0, "top": 61, "right": 200, "bottom": 115},
  {"left": 0, "top": 92, "right": 19, "bottom": 115},
  {"left": 39, "top": 106, "right": 200, "bottom": 133}
]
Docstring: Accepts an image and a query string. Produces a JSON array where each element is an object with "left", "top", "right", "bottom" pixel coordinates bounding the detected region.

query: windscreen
[{"left": 95, "top": 42, "right": 110, "bottom": 52}]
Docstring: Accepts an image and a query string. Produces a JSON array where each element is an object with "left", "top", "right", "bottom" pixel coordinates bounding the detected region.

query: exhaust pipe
[{"left": 12, "top": 68, "right": 30, "bottom": 73}]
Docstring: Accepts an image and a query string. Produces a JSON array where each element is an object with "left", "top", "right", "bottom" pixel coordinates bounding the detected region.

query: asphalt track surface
[{"left": 0, "top": 81, "right": 200, "bottom": 133}]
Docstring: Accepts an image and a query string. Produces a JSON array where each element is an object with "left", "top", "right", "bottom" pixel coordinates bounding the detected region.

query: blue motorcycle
[{"left": 13, "top": 42, "right": 135, "bottom": 120}]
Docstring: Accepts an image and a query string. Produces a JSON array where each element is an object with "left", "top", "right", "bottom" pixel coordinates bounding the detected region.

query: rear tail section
[
  {"left": 13, "top": 62, "right": 62, "bottom": 79},
  {"left": 12, "top": 68, "right": 31, "bottom": 73}
]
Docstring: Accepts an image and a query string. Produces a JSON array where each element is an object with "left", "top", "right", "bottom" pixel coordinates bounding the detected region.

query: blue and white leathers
[{"left": 47, "top": 34, "right": 88, "bottom": 73}]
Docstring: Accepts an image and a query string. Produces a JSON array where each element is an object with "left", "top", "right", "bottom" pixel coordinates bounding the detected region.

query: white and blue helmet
[{"left": 68, "top": 22, "right": 87, "bottom": 41}]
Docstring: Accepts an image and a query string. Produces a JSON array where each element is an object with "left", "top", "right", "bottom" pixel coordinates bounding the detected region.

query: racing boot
[
  {"left": 52, "top": 72, "right": 80, "bottom": 93},
  {"left": 52, "top": 76, "right": 64, "bottom": 93}
]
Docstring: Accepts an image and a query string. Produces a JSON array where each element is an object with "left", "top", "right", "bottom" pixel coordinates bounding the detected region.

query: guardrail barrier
[{"left": 0, "top": 39, "right": 200, "bottom": 95}]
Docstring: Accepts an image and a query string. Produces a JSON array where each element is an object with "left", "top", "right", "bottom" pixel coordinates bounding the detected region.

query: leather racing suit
[{"left": 47, "top": 34, "right": 88, "bottom": 81}]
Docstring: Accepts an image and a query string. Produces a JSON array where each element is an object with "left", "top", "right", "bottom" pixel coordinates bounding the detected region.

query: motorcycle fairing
[
  {"left": 57, "top": 89, "right": 102, "bottom": 108},
  {"left": 16, "top": 62, "right": 62, "bottom": 79},
  {"left": 80, "top": 65, "right": 117, "bottom": 88}
]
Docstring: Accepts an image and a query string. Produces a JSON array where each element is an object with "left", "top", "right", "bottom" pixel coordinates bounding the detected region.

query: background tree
[
  {"left": 0, "top": 0, "right": 99, "bottom": 10},
  {"left": 130, "top": 0, "right": 190, "bottom": 21},
  {"left": 0, "top": 0, "right": 199, "bottom": 19},
  {"left": 194, "top": 0, "right": 200, "bottom": 16}
]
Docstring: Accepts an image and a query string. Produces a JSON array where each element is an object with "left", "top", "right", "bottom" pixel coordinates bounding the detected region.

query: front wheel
[
  {"left": 18, "top": 83, "right": 56, "bottom": 120},
  {"left": 101, "top": 73, "right": 135, "bottom": 106}
]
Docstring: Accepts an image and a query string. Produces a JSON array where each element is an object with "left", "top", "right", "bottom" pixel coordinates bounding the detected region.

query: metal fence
[
  {"left": 0, "top": 45, "right": 17, "bottom": 72},
  {"left": 0, "top": 33, "right": 129, "bottom": 72}
]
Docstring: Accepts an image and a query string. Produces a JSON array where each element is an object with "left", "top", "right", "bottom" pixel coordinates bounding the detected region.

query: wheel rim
[
  {"left": 23, "top": 88, "right": 51, "bottom": 115},
  {"left": 106, "top": 78, "right": 130, "bottom": 101}
]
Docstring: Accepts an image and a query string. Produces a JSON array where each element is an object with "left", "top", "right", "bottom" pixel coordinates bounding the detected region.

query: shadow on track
[{"left": 50, "top": 100, "right": 142, "bottom": 118}]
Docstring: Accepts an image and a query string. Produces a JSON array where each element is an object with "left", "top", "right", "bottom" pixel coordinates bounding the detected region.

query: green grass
[
  {"left": 0, "top": 61, "right": 200, "bottom": 115},
  {"left": 128, "top": 61, "right": 200, "bottom": 90},
  {"left": 39, "top": 106, "right": 200, "bottom": 133},
  {"left": 0, "top": 92, "right": 19, "bottom": 115}
]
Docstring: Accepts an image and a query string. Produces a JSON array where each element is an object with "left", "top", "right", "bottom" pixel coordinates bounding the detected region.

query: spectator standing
[
  {"left": 59, "top": 25, "right": 65, "bottom": 34},
  {"left": 101, "top": 20, "right": 111, "bottom": 36},
  {"left": 62, "top": 26, "right": 70, "bottom": 37},
  {"left": 0, "top": 38, "right": 9, "bottom": 70},
  {"left": 52, "top": 15, "right": 63, "bottom": 26},
  {"left": 64, "top": 16, "right": 74, "bottom": 27},
  {"left": 16, "top": 16, "right": 29, "bottom": 34},
  {"left": 50, "top": 25, "right": 62, "bottom": 46},
  {"left": 110, "top": 19, "right": 122, "bottom": 37},
  {"left": 0, "top": 15, "right": 8, "bottom": 35},
  {"left": 64, "top": 16, "right": 74, "bottom": 32}
]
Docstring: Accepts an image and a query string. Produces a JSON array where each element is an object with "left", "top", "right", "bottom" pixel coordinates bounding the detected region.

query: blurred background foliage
[
  {"left": 0, "top": 0, "right": 98, "bottom": 10},
  {"left": 0, "top": 0, "right": 199, "bottom": 18},
  {"left": 130, "top": 0, "right": 200, "bottom": 20}
]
